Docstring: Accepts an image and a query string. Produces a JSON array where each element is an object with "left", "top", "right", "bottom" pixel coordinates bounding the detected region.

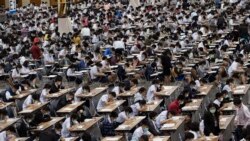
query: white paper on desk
[
  {"left": 23, "top": 109, "right": 33, "bottom": 112},
  {"left": 172, "top": 117, "right": 180, "bottom": 120},
  {"left": 84, "top": 119, "right": 92, "bottom": 122},
  {"left": 63, "top": 108, "right": 72, "bottom": 111},
  {"left": 182, "top": 106, "right": 192, "bottom": 110},
  {"left": 100, "top": 108, "right": 110, "bottom": 111},
  {"left": 220, "top": 117, "right": 227, "bottom": 122},
  {"left": 64, "top": 138, "right": 75, "bottom": 141},
  {"left": 104, "top": 137, "right": 121, "bottom": 141},
  {"left": 153, "top": 137, "right": 165, "bottom": 141},
  {"left": 193, "top": 99, "right": 198, "bottom": 102},
  {"left": 38, "top": 125, "right": 44, "bottom": 129},
  {"left": 234, "top": 89, "right": 244, "bottom": 94},
  {"left": 162, "top": 123, "right": 175, "bottom": 128},
  {"left": 118, "top": 125, "right": 129, "bottom": 129},
  {"left": 236, "top": 86, "right": 245, "bottom": 89}
]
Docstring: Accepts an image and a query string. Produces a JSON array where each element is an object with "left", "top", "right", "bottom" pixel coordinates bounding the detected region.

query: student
[
  {"left": 112, "top": 81, "right": 124, "bottom": 95},
  {"left": 130, "top": 100, "right": 147, "bottom": 116},
  {"left": 39, "top": 123, "right": 61, "bottom": 141},
  {"left": 146, "top": 79, "right": 160, "bottom": 102},
  {"left": 155, "top": 110, "right": 175, "bottom": 129},
  {"left": 116, "top": 107, "right": 133, "bottom": 124},
  {"left": 61, "top": 114, "right": 78, "bottom": 138},
  {"left": 168, "top": 95, "right": 185, "bottom": 115},
  {"left": 49, "top": 76, "right": 65, "bottom": 93},
  {"left": 74, "top": 84, "right": 90, "bottom": 102},
  {"left": 184, "top": 132, "right": 195, "bottom": 141},
  {"left": 134, "top": 87, "right": 147, "bottom": 103},
  {"left": 31, "top": 106, "right": 51, "bottom": 126},
  {"left": 203, "top": 103, "right": 220, "bottom": 136},
  {"left": 66, "top": 64, "right": 76, "bottom": 81},
  {"left": 234, "top": 98, "right": 250, "bottom": 140},
  {"left": 97, "top": 91, "right": 116, "bottom": 111},
  {"left": 22, "top": 94, "right": 39, "bottom": 110},
  {"left": 147, "top": 112, "right": 162, "bottom": 135},
  {"left": 39, "top": 84, "right": 51, "bottom": 103},
  {"left": 186, "top": 122, "right": 201, "bottom": 139},
  {"left": 161, "top": 49, "right": 172, "bottom": 84},
  {"left": 213, "top": 92, "right": 224, "bottom": 109},
  {"left": 131, "top": 119, "right": 153, "bottom": 141},
  {"left": 101, "top": 111, "right": 119, "bottom": 136}
]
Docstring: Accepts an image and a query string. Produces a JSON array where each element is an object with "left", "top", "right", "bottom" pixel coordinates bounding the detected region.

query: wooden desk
[
  {"left": 233, "top": 85, "right": 250, "bottom": 104},
  {"left": 0, "top": 118, "right": 20, "bottom": 132},
  {"left": 69, "top": 117, "right": 102, "bottom": 132},
  {"left": 140, "top": 100, "right": 162, "bottom": 113},
  {"left": 98, "top": 100, "right": 125, "bottom": 113},
  {"left": 194, "top": 136, "right": 218, "bottom": 141},
  {"left": 0, "top": 102, "right": 13, "bottom": 110},
  {"left": 19, "top": 102, "right": 48, "bottom": 114},
  {"left": 14, "top": 137, "right": 30, "bottom": 141},
  {"left": 182, "top": 99, "right": 203, "bottom": 122},
  {"left": 150, "top": 136, "right": 170, "bottom": 141},
  {"left": 117, "top": 87, "right": 138, "bottom": 105},
  {"left": 76, "top": 87, "right": 107, "bottom": 98},
  {"left": 46, "top": 88, "right": 75, "bottom": 99},
  {"left": 156, "top": 86, "right": 179, "bottom": 105},
  {"left": 115, "top": 116, "right": 146, "bottom": 131},
  {"left": 61, "top": 137, "right": 79, "bottom": 141},
  {"left": 196, "top": 84, "right": 215, "bottom": 106},
  {"left": 161, "top": 116, "right": 185, "bottom": 141},
  {"left": 33, "top": 117, "right": 64, "bottom": 132},
  {"left": 57, "top": 102, "right": 84, "bottom": 114},
  {"left": 13, "top": 89, "right": 38, "bottom": 99},
  {"left": 220, "top": 115, "right": 234, "bottom": 141},
  {"left": 102, "top": 136, "right": 123, "bottom": 141},
  {"left": 221, "top": 102, "right": 235, "bottom": 114}
]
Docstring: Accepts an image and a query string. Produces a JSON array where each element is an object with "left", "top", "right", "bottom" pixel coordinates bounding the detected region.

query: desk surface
[
  {"left": 13, "top": 89, "right": 38, "bottom": 99},
  {"left": 181, "top": 99, "right": 202, "bottom": 112},
  {"left": 117, "top": 87, "right": 138, "bottom": 97},
  {"left": 61, "top": 137, "right": 79, "bottom": 141},
  {"left": 57, "top": 101, "right": 85, "bottom": 114},
  {"left": 160, "top": 116, "right": 185, "bottom": 131},
  {"left": 19, "top": 102, "right": 48, "bottom": 114},
  {"left": 0, "top": 118, "right": 20, "bottom": 132},
  {"left": 115, "top": 116, "right": 146, "bottom": 131},
  {"left": 140, "top": 100, "right": 162, "bottom": 112},
  {"left": 197, "top": 85, "right": 213, "bottom": 96},
  {"left": 33, "top": 117, "right": 64, "bottom": 132},
  {"left": 150, "top": 136, "right": 170, "bottom": 141},
  {"left": 101, "top": 136, "right": 123, "bottom": 141},
  {"left": 221, "top": 102, "right": 235, "bottom": 112},
  {"left": 233, "top": 85, "right": 250, "bottom": 95},
  {"left": 0, "top": 102, "right": 13, "bottom": 110},
  {"left": 156, "top": 86, "right": 179, "bottom": 97},
  {"left": 219, "top": 115, "right": 234, "bottom": 130},
  {"left": 14, "top": 137, "right": 30, "bottom": 141},
  {"left": 77, "top": 87, "right": 107, "bottom": 98},
  {"left": 194, "top": 136, "right": 218, "bottom": 141},
  {"left": 69, "top": 117, "right": 102, "bottom": 132},
  {"left": 98, "top": 100, "right": 125, "bottom": 113},
  {"left": 46, "top": 88, "right": 74, "bottom": 99}
]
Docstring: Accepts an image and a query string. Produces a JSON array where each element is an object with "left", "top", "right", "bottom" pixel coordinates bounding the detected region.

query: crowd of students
[{"left": 1, "top": 0, "right": 250, "bottom": 140}]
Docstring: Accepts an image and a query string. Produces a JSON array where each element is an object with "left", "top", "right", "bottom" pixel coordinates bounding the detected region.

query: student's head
[
  {"left": 55, "top": 123, "right": 62, "bottom": 134},
  {"left": 177, "top": 95, "right": 185, "bottom": 104},
  {"left": 124, "top": 107, "right": 133, "bottom": 114},
  {"left": 139, "top": 100, "right": 147, "bottom": 106},
  {"left": 233, "top": 98, "right": 242, "bottom": 108},
  {"left": 207, "top": 103, "right": 217, "bottom": 114},
  {"left": 44, "top": 83, "right": 51, "bottom": 90},
  {"left": 82, "top": 84, "right": 90, "bottom": 92},
  {"left": 140, "top": 119, "right": 149, "bottom": 130},
  {"left": 110, "top": 111, "right": 118, "bottom": 121},
  {"left": 108, "top": 91, "right": 116, "bottom": 100},
  {"left": 41, "top": 106, "right": 50, "bottom": 115},
  {"left": 138, "top": 87, "right": 146, "bottom": 95},
  {"left": 149, "top": 111, "right": 157, "bottom": 120},
  {"left": 55, "top": 75, "right": 63, "bottom": 85},
  {"left": 215, "top": 92, "right": 224, "bottom": 101},
  {"left": 167, "top": 110, "right": 176, "bottom": 119},
  {"left": 182, "top": 90, "right": 189, "bottom": 98},
  {"left": 131, "top": 78, "right": 138, "bottom": 86},
  {"left": 188, "top": 122, "right": 200, "bottom": 132},
  {"left": 70, "top": 113, "right": 78, "bottom": 121},
  {"left": 184, "top": 132, "right": 195, "bottom": 141}
]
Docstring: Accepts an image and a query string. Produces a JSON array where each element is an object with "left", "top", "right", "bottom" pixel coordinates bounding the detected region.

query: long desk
[{"left": 0, "top": 118, "right": 20, "bottom": 132}]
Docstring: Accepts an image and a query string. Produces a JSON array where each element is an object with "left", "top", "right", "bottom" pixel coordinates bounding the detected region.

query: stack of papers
[
  {"left": 162, "top": 123, "right": 175, "bottom": 128},
  {"left": 234, "top": 89, "right": 244, "bottom": 94}
]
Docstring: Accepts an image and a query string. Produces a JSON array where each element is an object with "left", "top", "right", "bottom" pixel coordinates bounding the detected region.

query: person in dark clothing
[
  {"left": 161, "top": 49, "right": 172, "bottom": 84},
  {"left": 101, "top": 111, "right": 119, "bottom": 136},
  {"left": 39, "top": 123, "right": 61, "bottom": 141},
  {"left": 49, "top": 75, "right": 65, "bottom": 93},
  {"left": 147, "top": 112, "right": 162, "bottom": 135},
  {"left": 203, "top": 103, "right": 220, "bottom": 136},
  {"left": 31, "top": 106, "right": 51, "bottom": 126}
]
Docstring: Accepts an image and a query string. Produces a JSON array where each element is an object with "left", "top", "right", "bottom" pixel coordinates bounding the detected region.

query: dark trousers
[{"left": 235, "top": 125, "right": 244, "bottom": 141}]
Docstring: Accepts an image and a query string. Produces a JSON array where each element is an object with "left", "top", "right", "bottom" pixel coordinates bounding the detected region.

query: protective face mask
[
  {"left": 143, "top": 127, "right": 149, "bottom": 132},
  {"left": 209, "top": 108, "right": 216, "bottom": 114}
]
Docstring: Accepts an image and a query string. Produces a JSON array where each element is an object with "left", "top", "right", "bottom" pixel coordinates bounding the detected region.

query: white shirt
[
  {"left": 40, "top": 89, "right": 48, "bottom": 103},
  {"left": 74, "top": 87, "right": 83, "bottom": 102},
  {"left": 97, "top": 94, "right": 109, "bottom": 110},
  {"left": 22, "top": 95, "right": 33, "bottom": 110},
  {"left": 134, "top": 92, "right": 144, "bottom": 102},
  {"left": 222, "top": 85, "right": 232, "bottom": 92},
  {"left": 155, "top": 110, "right": 168, "bottom": 128},
  {"left": 20, "top": 66, "right": 30, "bottom": 74},
  {"left": 213, "top": 99, "right": 221, "bottom": 107},
  {"left": 146, "top": 85, "right": 157, "bottom": 102},
  {"left": 66, "top": 68, "right": 74, "bottom": 76},
  {"left": 235, "top": 104, "right": 250, "bottom": 127},
  {"left": 90, "top": 65, "right": 98, "bottom": 79},
  {"left": 12, "top": 68, "right": 20, "bottom": 78},
  {"left": 112, "top": 86, "right": 120, "bottom": 95},
  {"left": 81, "top": 27, "right": 90, "bottom": 36},
  {"left": 116, "top": 111, "right": 128, "bottom": 123},
  {"left": 131, "top": 127, "right": 151, "bottom": 141},
  {"left": 61, "top": 117, "right": 71, "bottom": 137},
  {"left": 113, "top": 40, "right": 125, "bottom": 49},
  {"left": 130, "top": 103, "right": 141, "bottom": 116},
  {"left": 0, "top": 131, "right": 7, "bottom": 141},
  {"left": 228, "top": 61, "right": 238, "bottom": 77},
  {"left": 44, "top": 53, "right": 55, "bottom": 64}
]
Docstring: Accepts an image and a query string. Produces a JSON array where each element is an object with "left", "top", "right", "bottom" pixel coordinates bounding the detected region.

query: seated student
[
  {"left": 22, "top": 94, "right": 39, "bottom": 110},
  {"left": 49, "top": 75, "right": 65, "bottom": 93},
  {"left": 74, "top": 84, "right": 91, "bottom": 102},
  {"left": 66, "top": 64, "right": 77, "bottom": 81},
  {"left": 90, "top": 62, "right": 116, "bottom": 83},
  {"left": 116, "top": 107, "right": 134, "bottom": 124},
  {"left": 61, "top": 113, "right": 78, "bottom": 138},
  {"left": 101, "top": 111, "right": 119, "bottom": 137},
  {"left": 3, "top": 83, "right": 20, "bottom": 102},
  {"left": 134, "top": 87, "right": 147, "bottom": 103},
  {"left": 168, "top": 95, "right": 185, "bottom": 115},
  {"left": 97, "top": 91, "right": 116, "bottom": 111},
  {"left": 182, "top": 89, "right": 192, "bottom": 103},
  {"left": 0, "top": 127, "right": 17, "bottom": 141},
  {"left": 39, "top": 83, "right": 51, "bottom": 103},
  {"left": 20, "top": 61, "right": 37, "bottom": 88},
  {"left": 242, "top": 125, "right": 250, "bottom": 141},
  {"left": 11, "top": 64, "right": 22, "bottom": 81},
  {"left": 124, "top": 78, "right": 138, "bottom": 91},
  {"left": 203, "top": 103, "right": 220, "bottom": 136},
  {"left": 31, "top": 106, "right": 51, "bottom": 126},
  {"left": 0, "top": 109, "right": 9, "bottom": 120},
  {"left": 186, "top": 122, "right": 201, "bottom": 139},
  {"left": 146, "top": 79, "right": 161, "bottom": 102},
  {"left": 112, "top": 81, "right": 124, "bottom": 95},
  {"left": 155, "top": 110, "right": 175, "bottom": 129},
  {"left": 130, "top": 100, "right": 147, "bottom": 116},
  {"left": 131, "top": 119, "right": 153, "bottom": 141},
  {"left": 147, "top": 112, "right": 162, "bottom": 135},
  {"left": 76, "top": 106, "right": 92, "bottom": 122},
  {"left": 39, "top": 123, "right": 61, "bottom": 141},
  {"left": 222, "top": 78, "right": 234, "bottom": 93}
]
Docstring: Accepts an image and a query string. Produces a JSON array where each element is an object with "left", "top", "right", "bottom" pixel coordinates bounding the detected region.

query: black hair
[
  {"left": 233, "top": 98, "right": 242, "bottom": 105},
  {"left": 149, "top": 111, "right": 157, "bottom": 119},
  {"left": 109, "top": 91, "right": 116, "bottom": 98},
  {"left": 110, "top": 111, "right": 118, "bottom": 118},
  {"left": 185, "top": 132, "right": 195, "bottom": 140}
]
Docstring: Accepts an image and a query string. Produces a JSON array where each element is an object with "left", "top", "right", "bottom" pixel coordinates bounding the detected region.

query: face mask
[
  {"left": 220, "top": 98, "right": 223, "bottom": 101},
  {"left": 209, "top": 108, "right": 216, "bottom": 114},
  {"left": 143, "top": 127, "right": 149, "bottom": 132},
  {"left": 73, "top": 120, "right": 78, "bottom": 124},
  {"left": 180, "top": 101, "right": 184, "bottom": 105}
]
